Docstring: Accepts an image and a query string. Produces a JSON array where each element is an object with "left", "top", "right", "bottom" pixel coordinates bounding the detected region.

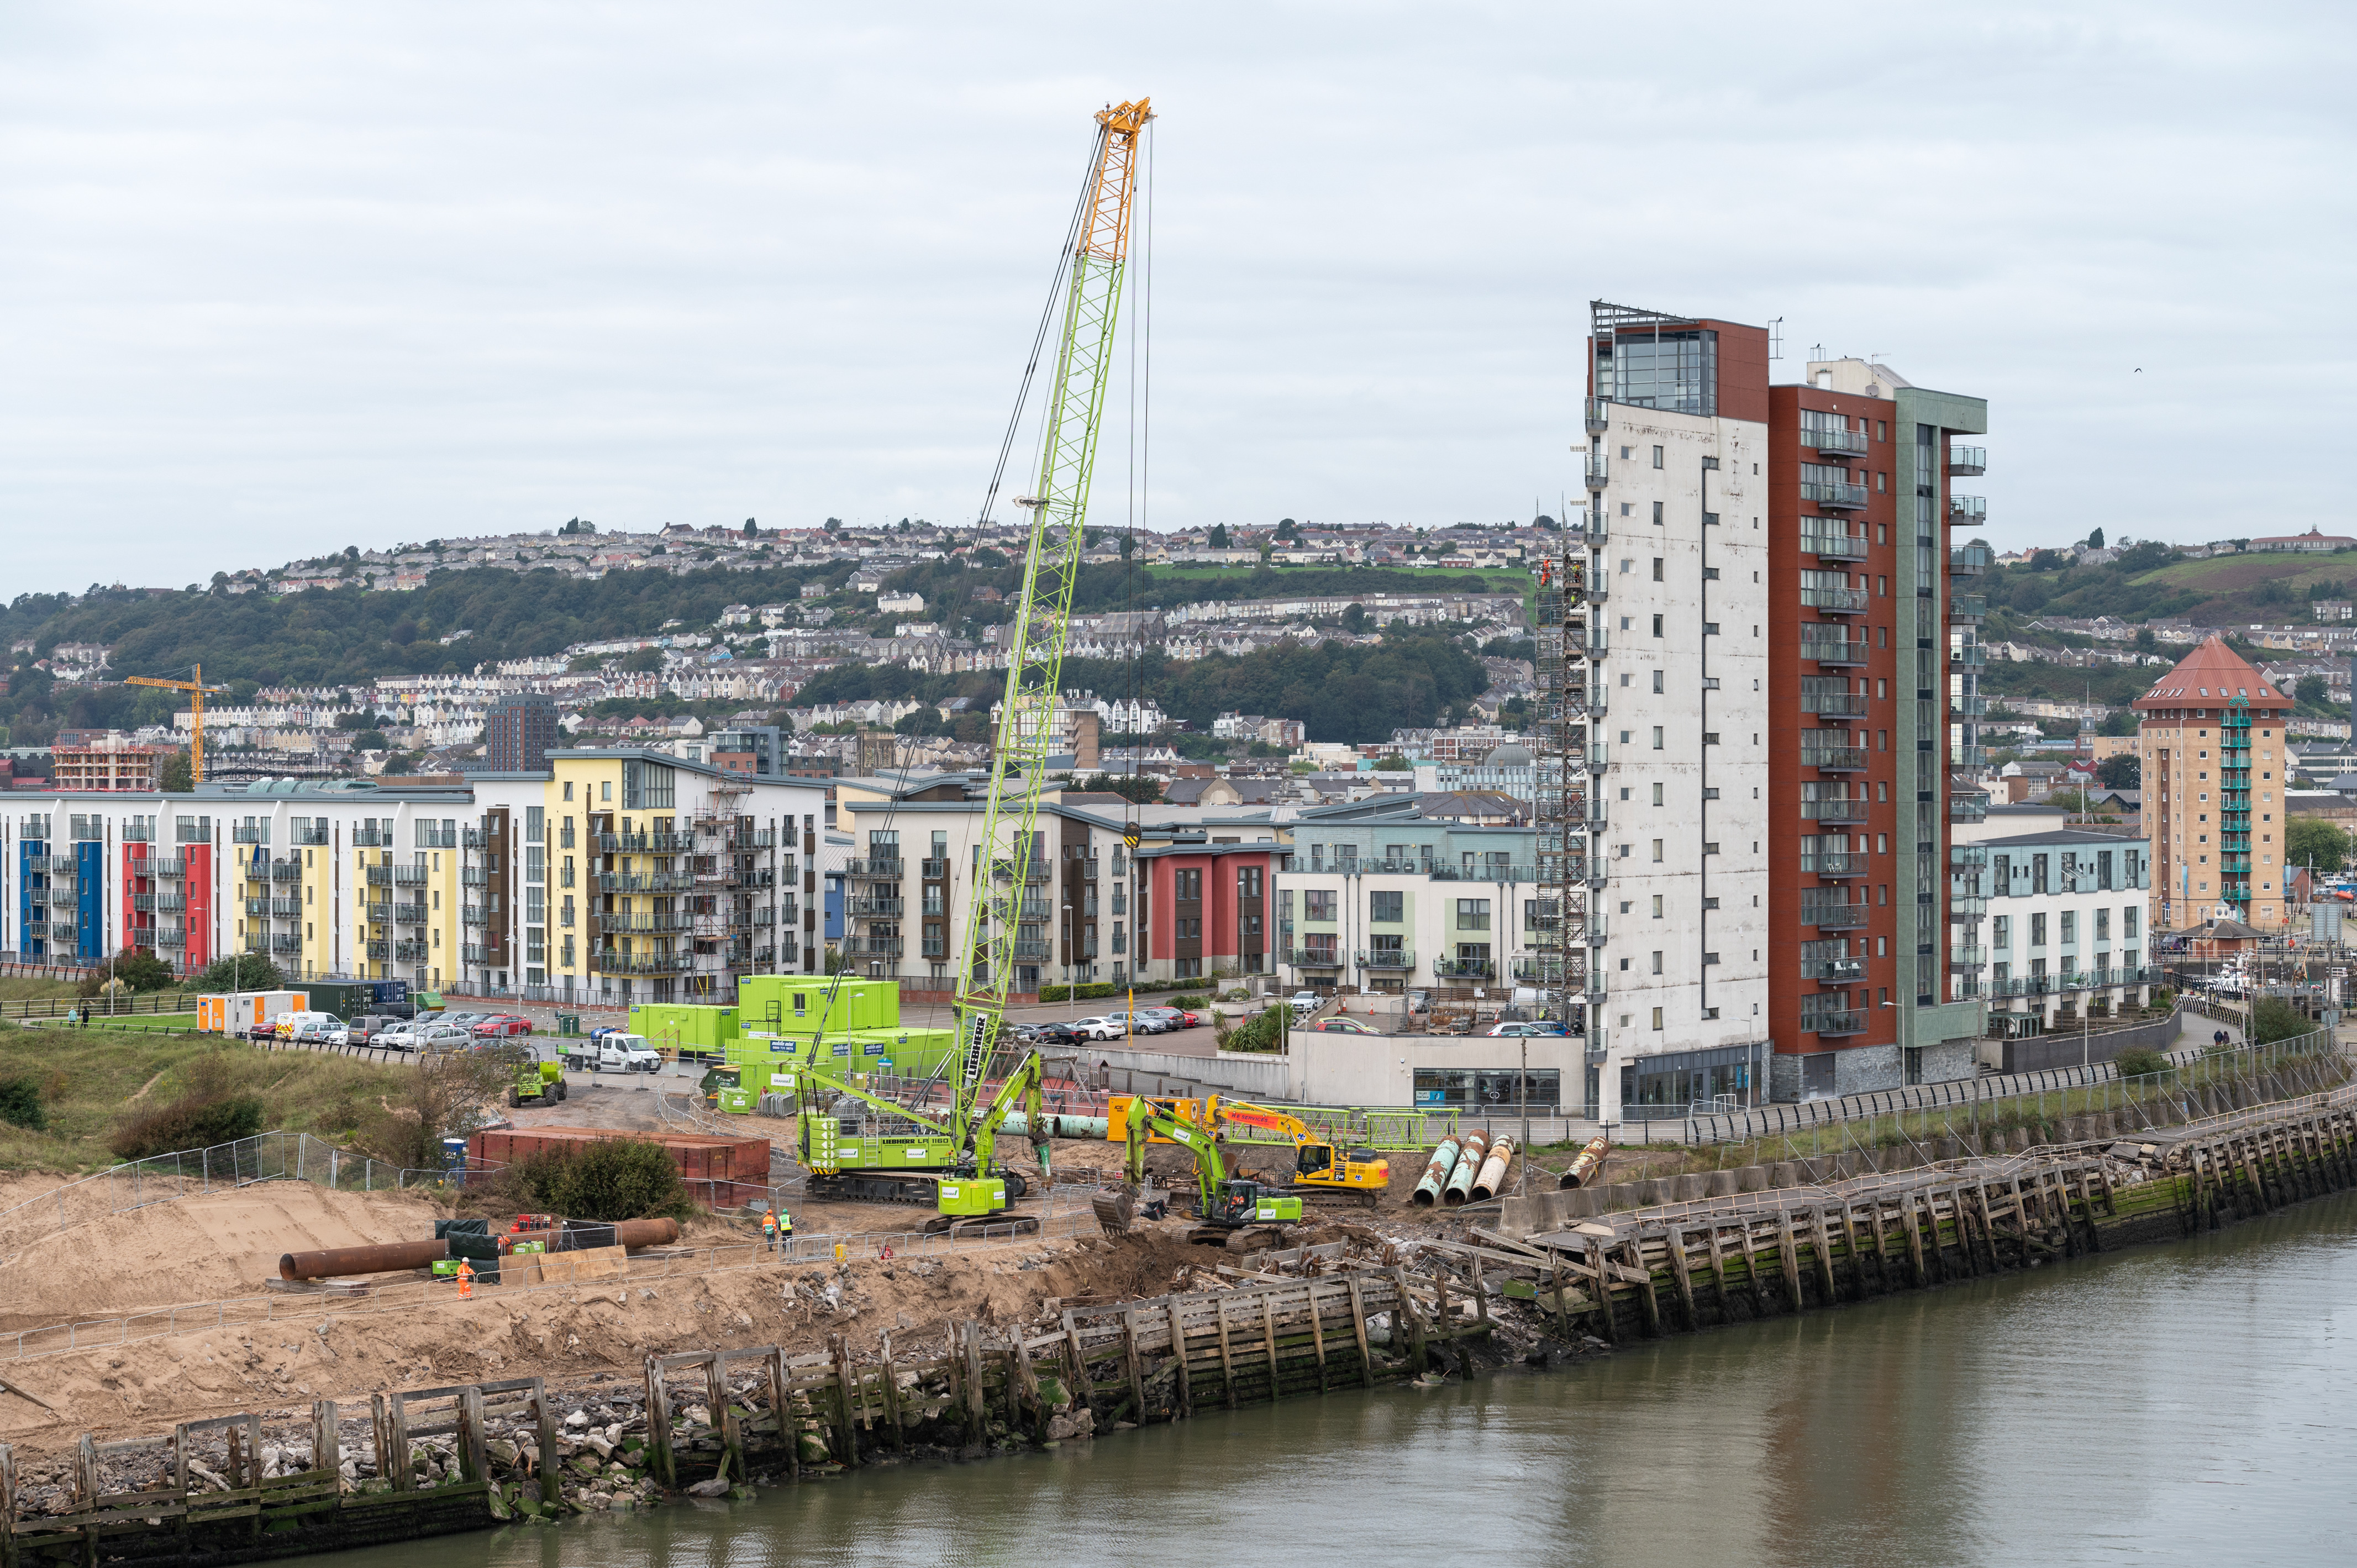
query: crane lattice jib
[{"left": 953, "top": 98, "right": 1151, "bottom": 1147}]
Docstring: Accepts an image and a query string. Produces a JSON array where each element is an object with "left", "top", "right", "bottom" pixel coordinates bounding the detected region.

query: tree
[
  {"left": 824, "top": 517, "right": 841, "bottom": 533},
  {"left": 2134, "top": 627, "right": 2157, "bottom": 653},
  {"left": 1372, "top": 754, "right": 1412, "bottom": 771},
  {"left": 1341, "top": 603, "right": 1367, "bottom": 634},
  {"left": 2286, "top": 816, "right": 2350, "bottom": 875},
  {"left": 1073, "top": 772, "right": 1164, "bottom": 803},
  {"left": 200, "top": 953, "right": 286, "bottom": 991},
  {"left": 351, "top": 729, "right": 389, "bottom": 751},
  {"left": 2249, "top": 996, "right": 2313, "bottom": 1046},
  {"left": 2087, "top": 527, "right": 2106, "bottom": 550},
  {"left": 157, "top": 751, "right": 193, "bottom": 792},
  {"left": 1276, "top": 518, "right": 1301, "bottom": 542},
  {"left": 2097, "top": 753, "right": 2140, "bottom": 789},
  {"left": 1207, "top": 523, "right": 1229, "bottom": 550},
  {"left": 1118, "top": 532, "right": 1134, "bottom": 560},
  {"left": 743, "top": 517, "right": 758, "bottom": 536}
]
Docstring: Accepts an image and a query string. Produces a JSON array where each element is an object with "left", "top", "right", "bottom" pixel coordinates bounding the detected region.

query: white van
[{"left": 268, "top": 1009, "right": 341, "bottom": 1040}]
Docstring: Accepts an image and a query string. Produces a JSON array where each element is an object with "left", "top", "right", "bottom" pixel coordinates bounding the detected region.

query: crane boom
[
  {"left": 125, "top": 664, "right": 228, "bottom": 784},
  {"left": 954, "top": 97, "right": 1153, "bottom": 1146}
]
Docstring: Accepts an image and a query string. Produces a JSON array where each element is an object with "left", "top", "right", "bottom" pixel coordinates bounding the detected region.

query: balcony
[
  {"left": 1801, "top": 634, "right": 1869, "bottom": 667},
  {"left": 591, "top": 951, "right": 698, "bottom": 975},
  {"left": 352, "top": 829, "right": 383, "bottom": 849},
  {"left": 1801, "top": 797, "right": 1869, "bottom": 823},
  {"left": 1356, "top": 948, "right": 1417, "bottom": 970},
  {"left": 1011, "top": 939, "right": 1051, "bottom": 960},
  {"left": 267, "top": 934, "right": 300, "bottom": 955},
  {"left": 920, "top": 858, "right": 950, "bottom": 880},
  {"left": 1950, "top": 794, "right": 1988, "bottom": 824},
  {"left": 269, "top": 898, "right": 300, "bottom": 918},
  {"left": 152, "top": 928, "right": 186, "bottom": 950},
  {"left": 920, "top": 938, "right": 948, "bottom": 959},
  {"left": 1949, "top": 543, "right": 1992, "bottom": 577},
  {"left": 1801, "top": 527, "right": 1867, "bottom": 561},
  {"left": 1949, "top": 494, "right": 1987, "bottom": 525},
  {"left": 1802, "top": 899, "right": 1867, "bottom": 929},
  {"left": 598, "top": 833, "right": 649, "bottom": 853},
  {"left": 1949, "top": 446, "right": 1986, "bottom": 476},
  {"left": 1583, "top": 970, "right": 1608, "bottom": 998},
  {"left": 268, "top": 861, "right": 300, "bottom": 882},
  {"left": 363, "top": 902, "right": 392, "bottom": 926},
  {"left": 392, "top": 903, "right": 428, "bottom": 924},
  {"left": 394, "top": 940, "right": 428, "bottom": 962},
  {"left": 462, "top": 828, "right": 488, "bottom": 849},
  {"left": 1800, "top": 479, "right": 1868, "bottom": 511},
  {"left": 1806, "top": 958, "right": 1865, "bottom": 984},
  {"left": 291, "top": 826, "right": 330, "bottom": 847},
  {"left": 597, "top": 872, "right": 697, "bottom": 893},
  {"left": 848, "top": 897, "right": 906, "bottom": 918},
  {"left": 1800, "top": 851, "right": 1865, "bottom": 877},
  {"left": 1586, "top": 744, "right": 1612, "bottom": 775},
  {"left": 1801, "top": 585, "right": 1869, "bottom": 614},
  {"left": 365, "top": 941, "right": 390, "bottom": 961},
  {"left": 1806, "top": 422, "right": 1869, "bottom": 459},
  {"left": 1951, "top": 745, "right": 1990, "bottom": 768},
  {"left": 1285, "top": 947, "right": 1345, "bottom": 967},
  {"left": 464, "top": 944, "right": 493, "bottom": 964},
  {"left": 1950, "top": 896, "right": 1989, "bottom": 919},
  {"left": 1433, "top": 957, "right": 1496, "bottom": 980},
  {"left": 230, "top": 825, "right": 264, "bottom": 844},
  {"left": 1801, "top": 691, "right": 1867, "bottom": 718},
  {"left": 1802, "top": 745, "right": 1869, "bottom": 772},
  {"left": 463, "top": 904, "right": 488, "bottom": 925},
  {"left": 1951, "top": 694, "right": 1989, "bottom": 717},
  {"left": 134, "top": 893, "right": 185, "bottom": 914},
  {"left": 1803, "top": 1009, "right": 1867, "bottom": 1037},
  {"left": 848, "top": 857, "right": 906, "bottom": 880},
  {"left": 1584, "top": 452, "right": 1610, "bottom": 493},
  {"left": 461, "top": 867, "right": 490, "bottom": 886},
  {"left": 846, "top": 937, "right": 904, "bottom": 957},
  {"left": 1583, "top": 396, "right": 1609, "bottom": 435},
  {"left": 365, "top": 867, "right": 392, "bottom": 887},
  {"left": 1951, "top": 946, "right": 1988, "bottom": 968}
]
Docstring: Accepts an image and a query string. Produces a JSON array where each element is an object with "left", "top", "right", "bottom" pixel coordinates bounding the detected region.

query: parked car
[
  {"left": 1310, "top": 1017, "right": 1378, "bottom": 1034},
  {"left": 1486, "top": 1020, "right": 1569, "bottom": 1036},
  {"left": 1028, "top": 1021, "right": 1088, "bottom": 1046},
  {"left": 415, "top": 1024, "right": 477, "bottom": 1053},
  {"left": 1070, "top": 1015, "right": 1129, "bottom": 1041},
  {"left": 294, "top": 1018, "right": 353, "bottom": 1047},
  {"left": 348, "top": 1014, "right": 402, "bottom": 1046},
  {"left": 472, "top": 1015, "right": 534, "bottom": 1039},
  {"left": 1103, "top": 1009, "right": 1171, "bottom": 1035},
  {"left": 1289, "top": 991, "right": 1321, "bottom": 1015},
  {"left": 374, "top": 1020, "right": 424, "bottom": 1051},
  {"left": 1137, "top": 1006, "right": 1201, "bottom": 1029},
  {"left": 435, "top": 1012, "right": 485, "bottom": 1032}
]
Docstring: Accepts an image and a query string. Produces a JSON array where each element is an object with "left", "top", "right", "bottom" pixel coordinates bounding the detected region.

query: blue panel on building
[
  {"left": 77, "top": 840, "right": 104, "bottom": 961},
  {"left": 15, "top": 839, "right": 39, "bottom": 961}
]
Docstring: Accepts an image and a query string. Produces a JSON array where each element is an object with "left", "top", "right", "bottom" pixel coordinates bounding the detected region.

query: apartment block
[
  {"left": 1951, "top": 817, "right": 2155, "bottom": 1030},
  {"left": 3, "top": 751, "right": 829, "bottom": 1006},
  {"left": 2133, "top": 638, "right": 2295, "bottom": 930}
]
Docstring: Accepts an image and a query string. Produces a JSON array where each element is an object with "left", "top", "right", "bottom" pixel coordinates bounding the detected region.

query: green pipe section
[
  {"left": 1000, "top": 1112, "right": 1111, "bottom": 1140},
  {"left": 1414, "top": 1137, "right": 1463, "bottom": 1207}
]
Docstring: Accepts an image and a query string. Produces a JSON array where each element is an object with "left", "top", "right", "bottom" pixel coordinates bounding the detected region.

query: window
[
  {"left": 2095, "top": 908, "right": 2109, "bottom": 941},
  {"left": 1651, "top": 501, "right": 1665, "bottom": 526},
  {"left": 1652, "top": 726, "right": 1664, "bottom": 750},
  {"left": 1304, "top": 890, "right": 1337, "bottom": 921},
  {"left": 1651, "top": 670, "right": 1664, "bottom": 693},
  {"left": 1651, "top": 557, "right": 1664, "bottom": 581},
  {"left": 562, "top": 781, "right": 574, "bottom": 801},
  {"left": 1370, "top": 890, "right": 1403, "bottom": 922},
  {"left": 1651, "top": 1007, "right": 1664, "bottom": 1030},
  {"left": 525, "top": 807, "right": 544, "bottom": 845},
  {"left": 1651, "top": 894, "right": 1664, "bottom": 919},
  {"left": 2124, "top": 907, "right": 2140, "bottom": 938},
  {"left": 1651, "top": 839, "right": 1664, "bottom": 862},
  {"left": 1176, "top": 869, "right": 1203, "bottom": 901},
  {"left": 2060, "top": 911, "right": 2076, "bottom": 945},
  {"left": 1651, "top": 782, "right": 1664, "bottom": 806},
  {"left": 1456, "top": 898, "right": 1491, "bottom": 930},
  {"left": 1237, "top": 866, "right": 1263, "bottom": 898},
  {"left": 2030, "top": 912, "right": 2048, "bottom": 946},
  {"left": 1651, "top": 445, "right": 1664, "bottom": 469}
]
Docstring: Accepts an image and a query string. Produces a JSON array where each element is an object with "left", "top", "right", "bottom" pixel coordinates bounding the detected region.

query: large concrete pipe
[
  {"left": 999, "top": 1113, "right": 1112, "bottom": 1140},
  {"left": 1558, "top": 1133, "right": 1611, "bottom": 1190},
  {"left": 1412, "top": 1138, "right": 1462, "bottom": 1207},
  {"left": 1442, "top": 1130, "right": 1489, "bottom": 1207},
  {"left": 1470, "top": 1135, "right": 1515, "bottom": 1202},
  {"left": 280, "top": 1217, "right": 681, "bottom": 1281}
]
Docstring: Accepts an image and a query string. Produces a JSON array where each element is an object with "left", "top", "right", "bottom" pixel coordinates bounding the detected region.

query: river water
[{"left": 332, "top": 1194, "right": 2357, "bottom": 1567}]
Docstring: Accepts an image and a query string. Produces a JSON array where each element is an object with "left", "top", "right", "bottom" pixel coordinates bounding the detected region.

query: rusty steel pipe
[
  {"left": 1558, "top": 1134, "right": 1612, "bottom": 1190},
  {"left": 278, "top": 1217, "right": 680, "bottom": 1281},
  {"left": 1470, "top": 1135, "right": 1515, "bottom": 1202},
  {"left": 1412, "top": 1137, "right": 1462, "bottom": 1208},
  {"left": 1442, "top": 1130, "right": 1489, "bottom": 1207}
]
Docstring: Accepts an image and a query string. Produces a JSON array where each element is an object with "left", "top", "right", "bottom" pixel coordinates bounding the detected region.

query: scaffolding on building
[{"left": 1533, "top": 397, "right": 1603, "bottom": 1046}]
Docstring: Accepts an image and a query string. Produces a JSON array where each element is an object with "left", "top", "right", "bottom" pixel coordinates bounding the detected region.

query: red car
[{"left": 471, "top": 1014, "right": 535, "bottom": 1039}]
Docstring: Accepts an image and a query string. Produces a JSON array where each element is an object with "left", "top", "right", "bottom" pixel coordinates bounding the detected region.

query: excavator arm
[{"left": 970, "top": 1049, "right": 1048, "bottom": 1182}]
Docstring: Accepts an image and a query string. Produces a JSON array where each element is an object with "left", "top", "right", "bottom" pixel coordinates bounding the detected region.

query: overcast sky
[{"left": 3, "top": 2, "right": 2351, "bottom": 597}]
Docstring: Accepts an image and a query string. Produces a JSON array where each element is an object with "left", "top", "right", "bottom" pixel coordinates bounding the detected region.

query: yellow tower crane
[{"left": 125, "top": 665, "right": 228, "bottom": 784}]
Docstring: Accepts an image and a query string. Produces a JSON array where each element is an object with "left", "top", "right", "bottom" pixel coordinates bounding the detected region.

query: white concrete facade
[{"left": 1580, "top": 404, "right": 1772, "bottom": 1119}]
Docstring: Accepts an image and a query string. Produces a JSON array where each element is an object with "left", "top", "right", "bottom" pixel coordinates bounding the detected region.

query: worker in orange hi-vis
[
  {"left": 761, "top": 1207, "right": 778, "bottom": 1253},
  {"left": 456, "top": 1259, "right": 475, "bottom": 1300}
]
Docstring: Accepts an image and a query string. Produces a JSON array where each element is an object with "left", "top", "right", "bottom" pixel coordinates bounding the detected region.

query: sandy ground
[
  {"left": 0, "top": 1183, "right": 444, "bottom": 1329},
  {"left": 0, "top": 1207, "right": 1217, "bottom": 1452}
]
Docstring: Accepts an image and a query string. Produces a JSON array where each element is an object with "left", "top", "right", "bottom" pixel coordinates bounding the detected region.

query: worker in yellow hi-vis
[{"left": 455, "top": 1258, "right": 474, "bottom": 1300}]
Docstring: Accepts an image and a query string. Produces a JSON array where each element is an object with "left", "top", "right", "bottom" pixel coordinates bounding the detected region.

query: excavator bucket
[{"left": 1092, "top": 1187, "right": 1137, "bottom": 1238}]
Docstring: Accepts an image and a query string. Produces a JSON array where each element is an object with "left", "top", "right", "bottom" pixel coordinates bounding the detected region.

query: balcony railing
[
  {"left": 463, "top": 905, "right": 488, "bottom": 925},
  {"left": 151, "top": 928, "right": 186, "bottom": 950},
  {"left": 1802, "top": 900, "right": 1867, "bottom": 929},
  {"left": 1802, "top": 746, "right": 1869, "bottom": 772},
  {"left": 846, "top": 938, "right": 904, "bottom": 957},
  {"left": 1802, "top": 1009, "right": 1867, "bottom": 1036},
  {"left": 365, "top": 867, "right": 392, "bottom": 887},
  {"left": 1949, "top": 445, "right": 1986, "bottom": 476},
  {"left": 1800, "top": 586, "right": 1869, "bottom": 614},
  {"left": 1800, "top": 634, "right": 1869, "bottom": 666},
  {"left": 1433, "top": 957, "right": 1495, "bottom": 979},
  {"left": 1949, "top": 544, "right": 1992, "bottom": 576},
  {"left": 1950, "top": 794, "right": 1988, "bottom": 824},
  {"left": 462, "top": 867, "right": 490, "bottom": 886},
  {"left": 1802, "top": 691, "right": 1867, "bottom": 718},
  {"left": 1949, "top": 495, "right": 1987, "bottom": 524},
  {"left": 1285, "top": 947, "right": 1345, "bottom": 967},
  {"left": 363, "top": 903, "right": 392, "bottom": 925},
  {"left": 848, "top": 897, "right": 906, "bottom": 918},
  {"left": 393, "top": 903, "right": 428, "bottom": 924},
  {"left": 1800, "top": 851, "right": 1865, "bottom": 877},
  {"left": 267, "top": 861, "right": 299, "bottom": 882},
  {"left": 1584, "top": 452, "right": 1610, "bottom": 492},
  {"left": 1801, "top": 798, "right": 1869, "bottom": 823},
  {"left": 1951, "top": 594, "right": 1987, "bottom": 621},
  {"left": 1805, "top": 422, "right": 1869, "bottom": 458},
  {"left": 598, "top": 872, "right": 698, "bottom": 893},
  {"left": 1950, "top": 946, "right": 1988, "bottom": 968},
  {"left": 1583, "top": 396, "right": 1609, "bottom": 435},
  {"left": 920, "top": 858, "right": 950, "bottom": 879},
  {"left": 464, "top": 944, "right": 493, "bottom": 964},
  {"left": 1356, "top": 948, "right": 1416, "bottom": 970},
  {"left": 1805, "top": 958, "right": 1865, "bottom": 983},
  {"left": 231, "top": 826, "right": 264, "bottom": 844},
  {"left": 1800, "top": 480, "right": 1868, "bottom": 511},
  {"left": 848, "top": 857, "right": 906, "bottom": 880},
  {"left": 1011, "top": 939, "right": 1051, "bottom": 960},
  {"left": 591, "top": 951, "right": 698, "bottom": 975},
  {"left": 1801, "top": 528, "right": 1867, "bottom": 561},
  {"left": 394, "top": 940, "right": 428, "bottom": 963}
]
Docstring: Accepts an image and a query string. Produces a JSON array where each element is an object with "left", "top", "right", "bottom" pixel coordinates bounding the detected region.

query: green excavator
[{"left": 1093, "top": 1101, "right": 1304, "bottom": 1245}]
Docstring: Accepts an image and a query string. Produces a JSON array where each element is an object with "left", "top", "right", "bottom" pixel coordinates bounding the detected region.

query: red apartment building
[{"left": 1135, "top": 844, "right": 1275, "bottom": 983}]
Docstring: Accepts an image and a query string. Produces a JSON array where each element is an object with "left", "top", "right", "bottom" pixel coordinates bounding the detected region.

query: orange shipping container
[{"left": 467, "top": 1126, "right": 769, "bottom": 1186}]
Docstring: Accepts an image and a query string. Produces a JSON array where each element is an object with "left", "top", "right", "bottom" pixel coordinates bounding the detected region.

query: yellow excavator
[{"left": 1206, "top": 1099, "right": 1391, "bottom": 1208}]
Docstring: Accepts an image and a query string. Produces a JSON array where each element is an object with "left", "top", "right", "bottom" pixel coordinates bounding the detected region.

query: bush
[
  {"left": 111, "top": 1090, "right": 265, "bottom": 1159},
  {"left": 1169, "top": 994, "right": 1207, "bottom": 1009},
  {"left": 2149, "top": 988, "right": 2173, "bottom": 1011},
  {"left": 2249, "top": 996, "right": 2313, "bottom": 1046},
  {"left": 0, "top": 1076, "right": 45, "bottom": 1132},
  {"left": 514, "top": 1138, "right": 691, "bottom": 1220},
  {"left": 1213, "top": 1004, "right": 1290, "bottom": 1054},
  {"left": 2113, "top": 1047, "right": 2170, "bottom": 1080},
  {"left": 1036, "top": 982, "right": 1118, "bottom": 1003}
]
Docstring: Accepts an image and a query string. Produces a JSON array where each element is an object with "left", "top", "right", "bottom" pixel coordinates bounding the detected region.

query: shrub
[
  {"left": 1037, "top": 982, "right": 1118, "bottom": 1003},
  {"left": 0, "top": 1076, "right": 45, "bottom": 1132},
  {"left": 2149, "top": 988, "right": 2174, "bottom": 1010},
  {"left": 2113, "top": 1047, "right": 2170, "bottom": 1080},
  {"left": 1169, "top": 994, "right": 1207, "bottom": 1009},
  {"left": 1214, "top": 1004, "right": 1290, "bottom": 1054},
  {"left": 2249, "top": 996, "right": 2313, "bottom": 1046},
  {"left": 514, "top": 1138, "right": 691, "bottom": 1220},
  {"left": 111, "top": 1091, "right": 264, "bottom": 1159}
]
